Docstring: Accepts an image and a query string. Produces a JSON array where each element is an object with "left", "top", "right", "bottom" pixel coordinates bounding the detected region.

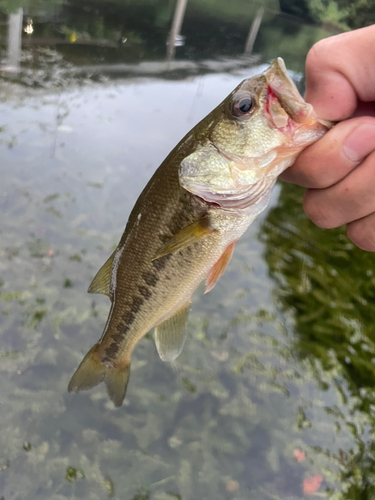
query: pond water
[{"left": 1, "top": 1, "right": 374, "bottom": 499}]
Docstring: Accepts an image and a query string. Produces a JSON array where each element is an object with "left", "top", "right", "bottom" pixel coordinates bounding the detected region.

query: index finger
[{"left": 304, "top": 25, "right": 375, "bottom": 121}]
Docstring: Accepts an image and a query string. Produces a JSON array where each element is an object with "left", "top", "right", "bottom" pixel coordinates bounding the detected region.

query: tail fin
[{"left": 68, "top": 344, "right": 131, "bottom": 407}]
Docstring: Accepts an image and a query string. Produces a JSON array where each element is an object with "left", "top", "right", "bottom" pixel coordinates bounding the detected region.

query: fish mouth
[
  {"left": 265, "top": 58, "right": 332, "bottom": 129},
  {"left": 265, "top": 57, "right": 311, "bottom": 125}
]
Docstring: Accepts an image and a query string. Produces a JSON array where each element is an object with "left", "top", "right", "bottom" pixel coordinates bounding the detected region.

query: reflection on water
[
  {"left": 261, "top": 184, "right": 375, "bottom": 499},
  {"left": 0, "top": 1, "right": 372, "bottom": 499}
]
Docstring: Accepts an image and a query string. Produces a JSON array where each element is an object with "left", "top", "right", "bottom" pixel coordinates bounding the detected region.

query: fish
[{"left": 68, "top": 58, "right": 330, "bottom": 407}]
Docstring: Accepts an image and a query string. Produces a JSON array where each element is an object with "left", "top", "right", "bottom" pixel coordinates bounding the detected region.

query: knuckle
[
  {"left": 347, "top": 221, "right": 375, "bottom": 252},
  {"left": 306, "top": 39, "right": 330, "bottom": 72},
  {"left": 303, "top": 191, "right": 338, "bottom": 229}
]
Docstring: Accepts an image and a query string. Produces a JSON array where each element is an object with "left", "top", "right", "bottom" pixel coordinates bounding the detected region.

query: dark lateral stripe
[
  {"left": 152, "top": 254, "right": 171, "bottom": 271},
  {"left": 104, "top": 311, "right": 134, "bottom": 359},
  {"left": 138, "top": 286, "right": 152, "bottom": 300},
  {"left": 103, "top": 334, "right": 123, "bottom": 363},
  {"left": 124, "top": 313, "right": 135, "bottom": 326},
  {"left": 131, "top": 295, "right": 144, "bottom": 314},
  {"left": 113, "top": 324, "right": 129, "bottom": 342},
  {"left": 103, "top": 292, "right": 148, "bottom": 361},
  {"left": 142, "top": 271, "right": 158, "bottom": 287}
]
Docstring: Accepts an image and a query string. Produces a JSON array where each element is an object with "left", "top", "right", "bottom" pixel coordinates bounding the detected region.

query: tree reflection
[{"left": 261, "top": 182, "right": 375, "bottom": 498}]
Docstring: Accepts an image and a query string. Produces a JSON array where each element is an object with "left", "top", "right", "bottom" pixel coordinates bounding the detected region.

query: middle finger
[{"left": 303, "top": 147, "right": 375, "bottom": 228}]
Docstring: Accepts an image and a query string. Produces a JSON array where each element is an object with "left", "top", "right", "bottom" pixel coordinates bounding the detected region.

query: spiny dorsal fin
[
  {"left": 87, "top": 250, "right": 116, "bottom": 296},
  {"left": 205, "top": 241, "right": 236, "bottom": 293},
  {"left": 154, "top": 302, "right": 190, "bottom": 362},
  {"left": 153, "top": 216, "right": 215, "bottom": 261}
]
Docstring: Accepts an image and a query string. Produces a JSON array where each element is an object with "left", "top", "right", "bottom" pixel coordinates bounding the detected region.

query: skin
[{"left": 280, "top": 25, "right": 375, "bottom": 251}]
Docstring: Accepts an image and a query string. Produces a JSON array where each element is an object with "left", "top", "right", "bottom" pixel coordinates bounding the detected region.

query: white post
[
  {"left": 244, "top": 7, "right": 264, "bottom": 55},
  {"left": 167, "top": 0, "right": 188, "bottom": 61},
  {"left": 5, "top": 9, "right": 23, "bottom": 73}
]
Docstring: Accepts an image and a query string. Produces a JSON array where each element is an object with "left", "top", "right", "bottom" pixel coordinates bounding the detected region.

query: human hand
[{"left": 281, "top": 25, "right": 375, "bottom": 251}]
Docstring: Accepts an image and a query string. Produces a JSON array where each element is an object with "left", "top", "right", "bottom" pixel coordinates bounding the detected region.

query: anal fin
[
  {"left": 88, "top": 250, "right": 116, "bottom": 296},
  {"left": 153, "top": 216, "right": 215, "bottom": 261},
  {"left": 154, "top": 302, "right": 190, "bottom": 362},
  {"left": 205, "top": 241, "right": 236, "bottom": 293}
]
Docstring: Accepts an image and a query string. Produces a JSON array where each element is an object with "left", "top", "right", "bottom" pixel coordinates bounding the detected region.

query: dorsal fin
[
  {"left": 87, "top": 250, "right": 116, "bottom": 296},
  {"left": 153, "top": 216, "right": 215, "bottom": 261},
  {"left": 205, "top": 241, "right": 236, "bottom": 293},
  {"left": 154, "top": 302, "right": 190, "bottom": 362}
]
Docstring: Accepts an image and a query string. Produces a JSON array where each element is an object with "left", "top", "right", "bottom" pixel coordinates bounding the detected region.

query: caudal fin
[{"left": 68, "top": 344, "right": 131, "bottom": 407}]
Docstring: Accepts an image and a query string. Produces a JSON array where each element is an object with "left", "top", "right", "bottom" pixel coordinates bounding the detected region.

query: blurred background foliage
[
  {"left": 0, "top": 0, "right": 374, "bottom": 31},
  {"left": 280, "top": 0, "right": 375, "bottom": 29},
  {"left": 0, "top": 0, "right": 373, "bottom": 78}
]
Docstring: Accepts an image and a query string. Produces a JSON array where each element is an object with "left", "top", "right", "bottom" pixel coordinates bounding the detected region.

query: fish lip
[
  {"left": 265, "top": 57, "right": 302, "bottom": 99},
  {"left": 268, "top": 58, "right": 301, "bottom": 97},
  {"left": 265, "top": 57, "right": 313, "bottom": 124},
  {"left": 265, "top": 58, "right": 334, "bottom": 130}
]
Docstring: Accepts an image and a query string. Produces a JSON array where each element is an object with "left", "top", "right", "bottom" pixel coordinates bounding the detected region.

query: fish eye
[
  {"left": 231, "top": 93, "right": 255, "bottom": 118},
  {"left": 238, "top": 98, "right": 252, "bottom": 113}
]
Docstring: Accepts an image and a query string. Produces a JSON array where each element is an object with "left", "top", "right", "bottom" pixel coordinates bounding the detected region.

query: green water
[{"left": 0, "top": 1, "right": 373, "bottom": 499}]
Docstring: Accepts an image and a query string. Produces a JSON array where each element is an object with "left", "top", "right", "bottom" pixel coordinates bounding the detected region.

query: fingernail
[{"left": 343, "top": 124, "right": 375, "bottom": 162}]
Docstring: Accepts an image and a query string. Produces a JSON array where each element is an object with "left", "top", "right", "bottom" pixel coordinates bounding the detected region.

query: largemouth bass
[{"left": 68, "top": 58, "right": 329, "bottom": 407}]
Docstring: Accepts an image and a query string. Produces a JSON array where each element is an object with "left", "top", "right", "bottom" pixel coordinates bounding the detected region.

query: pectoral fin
[
  {"left": 153, "top": 216, "right": 215, "bottom": 261},
  {"left": 205, "top": 241, "right": 236, "bottom": 293},
  {"left": 154, "top": 302, "right": 190, "bottom": 362},
  {"left": 88, "top": 250, "right": 115, "bottom": 296}
]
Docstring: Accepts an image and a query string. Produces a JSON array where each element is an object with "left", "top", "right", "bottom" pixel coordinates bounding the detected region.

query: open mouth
[
  {"left": 265, "top": 58, "right": 312, "bottom": 125},
  {"left": 265, "top": 58, "right": 333, "bottom": 129},
  {"left": 266, "top": 85, "right": 291, "bottom": 131}
]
